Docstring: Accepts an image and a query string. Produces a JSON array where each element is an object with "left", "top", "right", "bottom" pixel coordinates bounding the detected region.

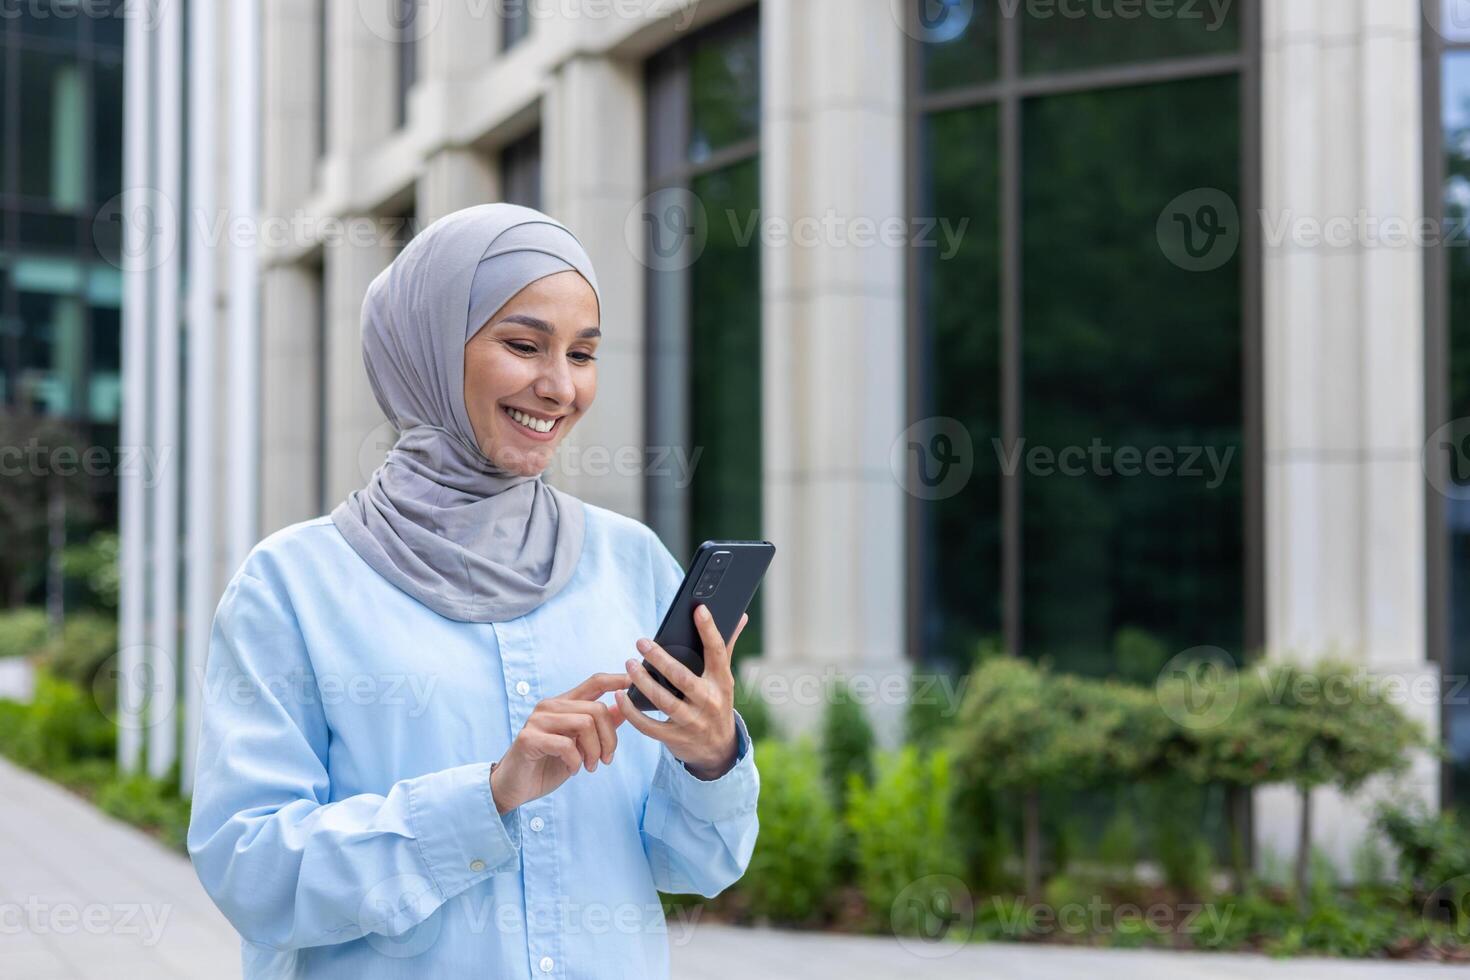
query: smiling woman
[{"left": 186, "top": 204, "right": 760, "bottom": 980}]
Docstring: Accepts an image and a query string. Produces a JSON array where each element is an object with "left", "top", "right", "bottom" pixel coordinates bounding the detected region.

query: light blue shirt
[{"left": 187, "top": 504, "right": 759, "bottom": 979}]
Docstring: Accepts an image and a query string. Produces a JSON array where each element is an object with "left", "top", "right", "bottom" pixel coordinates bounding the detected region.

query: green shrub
[
  {"left": 734, "top": 681, "right": 777, "bottom": 743},
  {"left": 96, "top": 769, "right": 191, "bottom": 851},
  {"left": 61, "top": 532, "right": 120, "bottom": 610},
  {"left": 821, "top": 680, "right": 874, "bottom": 799},
  {"left": 40, "top": 613, "right": 118, "bottom": 709},
  {"left": 1375, "top": 801, "right": 1470, "bottom": 894},
  {"left": 0, "top": 672, "right": 115, "bottom": 771},
  {"left": 742, "top": 738, "right": 839, "bottom": 924},
  {"left": 905, "top": 670, "right": 965, "bottom": 750},
  {"left": 0, "top": 607, "right": 48, "bottom": 659},
  {"left": 845, "top": 746, "right": 961, "bottom": 934}
]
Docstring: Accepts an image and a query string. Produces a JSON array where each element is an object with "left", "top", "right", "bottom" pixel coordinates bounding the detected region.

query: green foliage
[
  {"left": 845, "top": 746, "right": 962, "bottom": 933},
  {"left": 96, "top": 768, "right": 192, "bottom": 851},
  {"left": 734, "top": 680, "right": 777, "bottom": 743},
  {"left": 61, "top": 532, "right": 120, "bottom": 610},
  {"left": 0, "top": 672, "right": 115, "bottom": 770},
  {"left": 1097, "top": 810, "right": 1140, "bottom": 876},
  {"left": 1139, "top": 779, "right": 1215, "bottom": 895},
  {"left": 904, "top": 670, "right": 964, "bottom": 750},
  {"left": 1375, "top": 801, "right": 1470, "bottom": 894},
  {"left": 40, "top": 613, "right": 118, "bottom": 709},
  {"left": 742, "top": 738, "right": 839, "bottom": 924},
  {"left": 820, "top": 680, "right": 874, "bottom": 799},
  {"left": 1112, "top": 627, "right": 1169, "bottom": 685},
  {"left": 0, "top": 607, "right": 48, "bottom": 659}
]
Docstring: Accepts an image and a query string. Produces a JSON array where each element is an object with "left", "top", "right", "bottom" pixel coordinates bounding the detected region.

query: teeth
[{"left": 508, "top": 407, "right": 556, "bottom": 433}]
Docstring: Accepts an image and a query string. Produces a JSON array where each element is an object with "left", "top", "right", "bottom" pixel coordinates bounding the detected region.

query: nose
[{"left": 532, "top": 353, "right": 576, "bottom": 407}]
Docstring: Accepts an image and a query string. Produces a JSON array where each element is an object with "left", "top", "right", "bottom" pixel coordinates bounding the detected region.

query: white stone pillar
[
  {"left": 1258, "top": 0, "right": 1436, "bottom": 875},
  {"left": 542, "top": 54, "right": 648, "bottom": 519},
  {"left": 324, "top": 240, "right": 396, "bottom": 506},
  {"left": 419, "top": 150, "right": 498, "bottom": 224},
  {"left": 751, "top": 0, "right": 909, "bottom": 745}
]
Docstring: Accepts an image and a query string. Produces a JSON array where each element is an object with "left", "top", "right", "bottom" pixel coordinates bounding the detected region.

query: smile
[{"left": 504, "top": 406, "right": 562, "bottom": 437}]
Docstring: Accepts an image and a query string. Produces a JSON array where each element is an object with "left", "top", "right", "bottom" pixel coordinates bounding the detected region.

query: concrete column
[
  {"left": 324, "top": 239, "right": 396, "bottom": 506},
  {"left": 260, "top": 0, "right": 324, "bottom": 532},
  {"left": 327, "top": 0, "right": 396, "bottom": 165},
  {"left": 1258, "top": 0, "right": 1436, "bottom": 875},
  {"left": 260, "top": 264, "right": 324, "bottom": 531},
  {"left": 750, "top": 0, "right": 909, "bottom": 745},
  {"left": 542, "top": 54, "right": 647, "bottom": 519},
  {"left": 419, "top": 149, "right": 498, "bottom": 224}
]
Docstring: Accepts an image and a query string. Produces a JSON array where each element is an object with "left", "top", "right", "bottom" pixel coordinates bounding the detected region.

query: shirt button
[
  {"left": 469, "top": 859, "right": 486, "bottom": 872},
  {"left": 539, "top": 955, "right": 554, "bottom": 972},
  {"left": 515, "top": 680, "right": 531, "bottom": 696},
  {"left": 530, "top": 816, "right": 545, "bottom": 832}
]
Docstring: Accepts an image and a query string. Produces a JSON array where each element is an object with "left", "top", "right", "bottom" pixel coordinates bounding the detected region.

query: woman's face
[{"left": 463, "top": 270, "right": 600, "bottom": 476}]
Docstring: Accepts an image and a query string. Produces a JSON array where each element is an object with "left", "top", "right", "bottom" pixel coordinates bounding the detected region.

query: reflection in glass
[
  {"left": 1021, "top": 1, "right": 1239, "bottom": 75},
  {"left": 918, "top": 105, "right": 1002, "bottom": 668},
  {"left": 919, "top": 0, "right": 999, "bottom": 93},
  {"left": 689, "top": 27, "right": 760, "bottom": 162},
  {"left": 1442, "top": 51, "right": 1470, "bottom": 806},
  {"left": 20, "top": 50, "right": 87, "bottom": 208},
  {"left": 1021, "top": 77, "right": 1242, "bottom": 676}
]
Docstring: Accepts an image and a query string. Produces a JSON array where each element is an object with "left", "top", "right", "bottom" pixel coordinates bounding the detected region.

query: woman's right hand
[{"left": 489, "top": 672, "right": 630, "bottom": 814}]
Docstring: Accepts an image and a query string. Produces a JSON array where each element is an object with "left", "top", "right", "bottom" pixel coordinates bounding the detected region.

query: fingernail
[
  {"left": 625, "top": 658, "right": 637, "bottom": 671},
  {"left": 636, "top": 638, "right": 651, "bottom": 652},
  {"left": 698, "top": 606, "right": 711, "bottom": 621}
]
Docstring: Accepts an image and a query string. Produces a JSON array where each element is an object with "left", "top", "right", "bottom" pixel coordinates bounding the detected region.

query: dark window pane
[
  {"left": 501, "top": 130, "right": 542, "bottom": 210},
  {"left": 502, "top": 0, "right": 530, "bottom": 50},
  {"left": 1442, "top": 51, "right": 1470, "bottom": 806},
  {"left": 918, "top": 104, "right": 1002, "bottom": 667},
  {"left": 88, "top": 302, "right": 120, "bottom": 422},
  {"left": 1021, "top": 2, "right": 1240, "bottom": 75},
  {"left": 688, "top": 157, "right": 763, "bottom": 655},
  {"left": 19, "top": 49, "right": 88, "bottom": 209},
  {"left": 396, "top": 0, "right": 416, "bottom": 129},
  {"left": 918, "top": 0, "right": 999, "bottom": 92},
  {"left": 688, "top": 25, "right": 760, "bottom": 162},
  {"left": 93, "top": 0, "right": 126, "bottom": 48},
  {"left": 17, "top": 208, "right": 82, "bottom": 251},
  {"left": 1020, "top": 77, "right": 1242, "bottom": 676},
  {"left": 17, "top": 287, "right": 86, "bottom": 417},
  {"left": 93, "top": 58, "right": 124, "bottom": 205},
  {"left": 17, "top": 0, "right": 81, "bottom": 42}
]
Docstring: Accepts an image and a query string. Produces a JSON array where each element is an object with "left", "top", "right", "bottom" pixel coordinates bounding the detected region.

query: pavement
[{"left": 0, "top": 755, "right": 1455, "bottom": 979}]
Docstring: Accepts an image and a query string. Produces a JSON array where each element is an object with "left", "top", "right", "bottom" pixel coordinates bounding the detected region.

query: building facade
[{"left": 119, "top": 0, "right": 1461, "bottom": 873}]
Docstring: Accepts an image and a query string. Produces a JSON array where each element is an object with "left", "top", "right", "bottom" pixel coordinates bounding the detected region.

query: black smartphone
[{"left": 627, "top": 540, "right": 776, "bottom": 712}]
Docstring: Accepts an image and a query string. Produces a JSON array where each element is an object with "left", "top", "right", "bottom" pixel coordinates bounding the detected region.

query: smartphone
[{"left": 627, "top": 540, "right": 776, "bottom": 712}]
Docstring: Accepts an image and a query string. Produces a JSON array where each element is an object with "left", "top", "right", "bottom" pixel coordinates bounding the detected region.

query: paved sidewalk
[{"left": 0, "top": 755, "right": 1455, "bottom": 979}]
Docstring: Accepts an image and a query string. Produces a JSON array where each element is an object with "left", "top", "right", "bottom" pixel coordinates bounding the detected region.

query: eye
[
  {"left": 504, "top": 341, "right": 538, "bottom": 356},
  {"left": 570, "top": 350, "right": 597, "bottom": 364}
]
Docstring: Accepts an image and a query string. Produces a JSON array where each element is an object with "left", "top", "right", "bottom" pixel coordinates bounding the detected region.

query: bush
[
  {"left": 61, "top": 532, "right": 120, "bottom": 610},
  {"left": 734, "top": 681, "right": 777, "bottom": 743},
  {"left": 845, "top": 746, "right": 962, "bottom": 934},
  {"left": 1375, "top": 801, "right": 1470, "bottom": 895},
  {"left": 821, "top": 680, "right": 874, "bottom": 800},
  {"left": 0, "top": 607, "right": 48, "bottom": 659},
  {"left": 0, "top": 672, "right": 115, "bottom": 771},
  {"left": 96, "top": 769, "right": 191, "bottom": 851},
  {"left": 40, "top": 613, "right": 118, "bottom": 709},
  {"left": 742, "top": 738, "right": 839, "bottom": 925}
]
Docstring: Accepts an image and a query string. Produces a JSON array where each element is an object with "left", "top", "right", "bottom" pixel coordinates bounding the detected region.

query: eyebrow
[{"left": 496, "top": 314, "right": 601, "bottom": 339}]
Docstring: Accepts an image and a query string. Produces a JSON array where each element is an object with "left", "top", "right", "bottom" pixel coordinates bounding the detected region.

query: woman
[{"left": 187, "top": 204, "right": 760, "bottom": 979}]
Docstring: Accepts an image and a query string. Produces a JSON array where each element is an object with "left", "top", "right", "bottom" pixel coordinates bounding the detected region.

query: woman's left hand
[{"left": 614, "top": 606, "right": 748, "bottom": 780}]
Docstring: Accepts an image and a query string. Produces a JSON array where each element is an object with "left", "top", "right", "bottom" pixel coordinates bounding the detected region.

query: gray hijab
[{"left": 331, "top": 204, "right": 600, "bottom": 622}]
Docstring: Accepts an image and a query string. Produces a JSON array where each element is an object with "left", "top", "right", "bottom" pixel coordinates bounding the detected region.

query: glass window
[
  {"left": 918, "top": 0, "right": 1000, "bottom": 93},
  {"left": 916, "top": 104, "right": 1002, "bottom": 667},
  {"left": 1440, "top": 50, "right": 1470, "bottom": 806},
  {"left": 20, "top": 50, "right": 88, "bottom": 209},
  {"left": 92, "top": 57, "right": 123, "bottom": 205},
  {"left": 1021, "top": 2, "right": 1240, "bottom": 75},
  {"left": 395, "top": 0, "right": 416, "bottom": 130},
  {"left": 501, "top": 130, "right": 542, "bottom": 210},
  {"left": 645, "top": 11, "right": 763, "bottom": 658},
  {"left": 502, "top": 0, "right": 530, "bottom": 51},
  {"left": 1020, "top": 77, "right": 1242, "bottom": 675},
  {"left": 688, "top": 26, "right": 760, "bottom": 162},
  {"left": 317, "top": 0, "right": 329, "bottom": 159}
]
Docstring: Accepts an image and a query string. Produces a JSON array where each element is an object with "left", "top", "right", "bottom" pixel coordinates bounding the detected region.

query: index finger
[{"left": 560, "top": 672, "right": 632, "bottom": 701}]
